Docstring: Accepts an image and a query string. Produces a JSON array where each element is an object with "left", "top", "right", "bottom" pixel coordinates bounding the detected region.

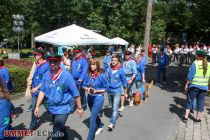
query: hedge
[{"left": 6, "top": 64, "right": 30, "bottom": 94}]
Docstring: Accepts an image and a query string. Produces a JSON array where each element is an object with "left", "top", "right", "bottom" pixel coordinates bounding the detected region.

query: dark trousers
[
  {"left": 52, "top": 114, "right": 69, "bottom": 140},
  {"left": 152, "top": 53, "right": 157, "bottom": 64},
  {"left": 77, "top": 85, "right": 87, "bottom": 107},
  {"left": 174, "top": 54, "right": 179, "bottom": 63},
  {"left": 157, "top": 68, "right": 166, "bottom": 82}
]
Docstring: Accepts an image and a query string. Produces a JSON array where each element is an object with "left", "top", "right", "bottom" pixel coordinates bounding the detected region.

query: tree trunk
[
  {"left": 143, "top": 0, "right": 153, "bottom": 55},
  {"left": 31, "top": 31, "right": 35, "bottom": 49}
]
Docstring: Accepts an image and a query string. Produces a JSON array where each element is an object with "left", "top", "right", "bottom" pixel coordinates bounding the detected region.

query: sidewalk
[{"left": 175, "top": 108, "right": 210, "bottom": 140}]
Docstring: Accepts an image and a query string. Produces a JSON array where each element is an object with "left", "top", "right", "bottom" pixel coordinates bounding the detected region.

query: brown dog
[{"left": 134, "top": 80, "right": 153, "bottom": 106}]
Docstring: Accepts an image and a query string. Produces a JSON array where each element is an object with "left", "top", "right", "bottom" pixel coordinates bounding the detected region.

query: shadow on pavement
[
  {"left": 169, "top": 96, "right": 186, "bottom": 118},
  {"left": 37, "top": 111, "right": 52, "bottom": 128},
  {"left": 83, "top": 117, "right": 90, "bottom": 128},
  {"left": 145, "top": 64, "right": 189, "bottom": 93}
]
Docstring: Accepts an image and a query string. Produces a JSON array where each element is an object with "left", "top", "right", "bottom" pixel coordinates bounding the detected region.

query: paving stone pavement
[{"left": 175, "top": 108, "right": 210, "bottom": 140}]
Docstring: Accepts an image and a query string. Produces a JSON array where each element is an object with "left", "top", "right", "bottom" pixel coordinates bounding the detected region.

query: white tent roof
[
  {"left": 111, "top": 37, "right": 129, "bottom": 45},
  {"left": 35, "top": 24, "right": 112, "bottom": 46}
]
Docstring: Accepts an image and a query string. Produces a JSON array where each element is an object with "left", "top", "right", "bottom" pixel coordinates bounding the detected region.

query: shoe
[
  {"left": 181, "top": 116, "right": 188, "bottom": 123},
  {"left": 95, "top": 127, "right": 103, "bottom": 135},
  {"left": 129, "top": 100, "right": 134, "bottom": 107},
  {"left": 194, "top": 119, "right": 201, "bottom": 123},
  {"left": 190, "top": 109, "right": 194, "bottom": 114},
  {"left": 26, "top": 105, "right": 32, "bottom": 112},
  {"left": 108, "top": 124, "right": 114, "bottom": 131},
  {"left": 119, "top": 106, "right": 124, "bottom": 112}
]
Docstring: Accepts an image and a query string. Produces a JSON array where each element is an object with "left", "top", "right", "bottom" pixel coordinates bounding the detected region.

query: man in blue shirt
[
  {"left": 102, "top": 50, "right": 112, "bottom": 72},
  {"left": 156, "top": 48, "right": 169, "bottom": 85},
  {"left": 71, "top": 48, "right": 88, "bottom": 109},
  {"left": 34, "top": 54, "right": 83, "bottom": 140}
]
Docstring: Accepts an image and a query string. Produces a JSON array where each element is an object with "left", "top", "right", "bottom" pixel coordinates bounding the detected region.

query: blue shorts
[{"left": 186, "top": 87, "right": 206, "bottom": 112}]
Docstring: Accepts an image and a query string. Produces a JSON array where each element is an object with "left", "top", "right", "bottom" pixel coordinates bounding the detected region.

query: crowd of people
[{"left": 0, "top": 42, "right": 210, "bottom": 140}]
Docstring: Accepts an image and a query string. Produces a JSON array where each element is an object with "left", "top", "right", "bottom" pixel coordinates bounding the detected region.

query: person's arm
[
  {"left": 34, "top": 91, "right": 45, "bottom": 117},
  {"left": 68, "top": 74, "right": 83, "bottom": 117},
  {"left": 185, "top": 63, "right": 196, "bottom": 92},
  {"left": 75, "top": 96, "right": 83, "bottom": 117},
  {"left": 31, "top": 83, "right": 41, "bottom": 94}
]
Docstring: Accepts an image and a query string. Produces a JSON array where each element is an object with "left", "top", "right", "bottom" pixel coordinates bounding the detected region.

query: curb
[{"left": 10, "top": 92, "right": 25, "bottom": 101}]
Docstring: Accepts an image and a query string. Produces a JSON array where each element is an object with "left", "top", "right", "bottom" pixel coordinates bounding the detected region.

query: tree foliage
[{"left": 0, "top": 0, "right": 210, "bottom": 46}]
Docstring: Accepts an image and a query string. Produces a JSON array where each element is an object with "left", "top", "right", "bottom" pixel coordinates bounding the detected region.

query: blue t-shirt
[
  {"left": 123, "top": 59, "right": 137, "bottom": 81},
  {"left": 0, "top": 67, "right": 13, "bottom": 93},
  {"left": 0, "top": 98, "right": 13, "bottom": 139},
  {"left": 83, "top": 73, "right": 108, "bottom": 101},
  {"left": 135, "top": 61, "right": 145, "bottom": 81},
  {"left": 71, "top": 58, "right": 88, "bottom": 86},
  {"left": 32, "top": 62, "right": 50, "bottom": 96},
  {"left": 157, "top": 54, "right": 169, "bottom": 69},
  {"left": 40, "top": 69, "right": 79, "bottom": 115},
  {"left": 107, "top": 68, "right": 127, "bottom": 93},
  {"left": 102, "top": 55, "right": 112, "bottom": 72}
]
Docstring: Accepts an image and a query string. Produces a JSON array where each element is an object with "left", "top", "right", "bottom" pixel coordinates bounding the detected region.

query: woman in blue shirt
[
  {"left": 182, "top": 50, "right": 210, "bottom": 123},
  {"left": 0, "top": 79, "right": 15, "bottom": 140},
  {"left": 83, "top": 58, "right": 109, "bottom": 140}
]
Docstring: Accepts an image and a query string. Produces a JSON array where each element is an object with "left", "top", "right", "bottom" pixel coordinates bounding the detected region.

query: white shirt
[
  {"left": 166, "top": 49, "right": 172, "bottom": 55},
  {"left": 174, "top": 48, "right": 180, "bottom": 54}
]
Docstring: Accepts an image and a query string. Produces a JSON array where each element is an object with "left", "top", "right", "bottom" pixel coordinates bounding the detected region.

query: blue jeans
[
  {"left": 51, "top": 114, "right": 68, "bottom": 140},
  {"left": 87, "top": 95, "right": 104, "bottom": 140},
  {"left": 109, "top": 92, "right": 121, "bottom": 124},
  {"left": 157, "top": 68, "right": 166, "bottom": 82},
  {"left": 30, "top": 96, "right": 38, "bottom": 128},
  {"left": 186, "top": 87, "right": 206, "bottom": 112}
]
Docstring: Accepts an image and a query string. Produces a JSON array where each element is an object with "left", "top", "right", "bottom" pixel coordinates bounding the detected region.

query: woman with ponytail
[{"left": 182, "top": 49, "right": 210, "bottom": 123}]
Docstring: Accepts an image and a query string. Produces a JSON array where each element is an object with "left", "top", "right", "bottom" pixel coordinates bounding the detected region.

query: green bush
[{"left": 7, "top": 65, "right": 30, "bottom": 94}]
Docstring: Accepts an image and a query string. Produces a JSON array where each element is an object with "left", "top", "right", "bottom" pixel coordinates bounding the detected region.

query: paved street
[{"left": 10, "top": 64, "right": 210, "bottom": 140}]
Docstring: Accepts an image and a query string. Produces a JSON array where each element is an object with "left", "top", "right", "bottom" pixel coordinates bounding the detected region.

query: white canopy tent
[
  {"left": 35, "top": 24, "right": 112, "bottom": 46},
  {"left": 111, "top": 37, "right": 129, "bottom": 45}
]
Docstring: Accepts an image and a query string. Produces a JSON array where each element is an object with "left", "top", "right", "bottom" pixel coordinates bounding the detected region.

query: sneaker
[
  {"left": 26, "top": 105, "right": 32, "bottom": 112},
  {"left": 108, "top": 124, "right": 114, "bottom": 131},
  {"left": 181, "top": 116, "right": 188, "bottom": 123},
  {"left": 119, "top": 106, "right": 124, "bottom": 112},
  {"left": 129, "top": 100, "right": 134, "bottom": 107},
  {"left": 194, "top": 119, "right": 201, "bottom": 123},
  {"left": 190, "top": 109, "right": 194, "bottom": 114},
  {"left": 95, "top": 127, "right": 103, "bottom": 135}
]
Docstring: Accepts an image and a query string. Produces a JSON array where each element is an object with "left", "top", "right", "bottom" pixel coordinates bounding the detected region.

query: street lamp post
[{"left": 12, "top": 14, "right": 24, "bottom": 51}]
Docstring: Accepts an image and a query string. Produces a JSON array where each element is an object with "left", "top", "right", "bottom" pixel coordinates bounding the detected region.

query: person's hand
[
  {"left": 142, "top": 79, "right": 146, "bottom": 83},
  {"left": 90, "top": 88, "right": 96, "bottom": 94},
  {"left": 31, "top": 87, "right": 38, "bottom": 94},
  {"left": 128, "top": 80, "right": 133, "bottom": 85},
  {"left": 124, "top": 93, "right": 128, "bottom": 98},
  {"left": 34, "top": 107, "right": 40, "bottom": 117},
  {"left": 185, "top": 86, "right": 188, "bottom": 93},
  {"left": 77, "top": 108, "right": 83, "bottom": 117}
]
